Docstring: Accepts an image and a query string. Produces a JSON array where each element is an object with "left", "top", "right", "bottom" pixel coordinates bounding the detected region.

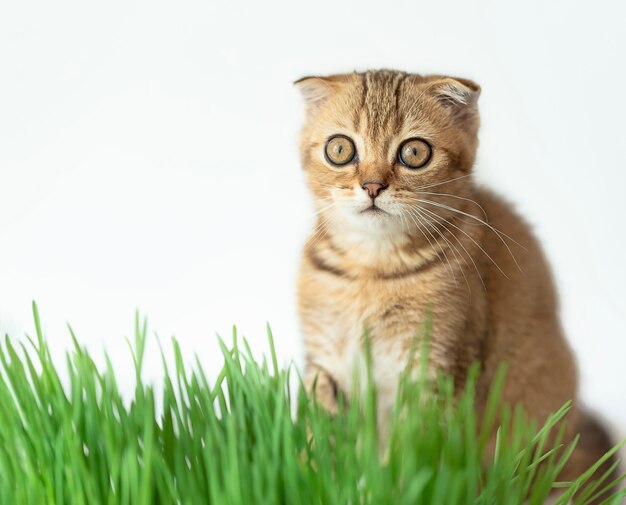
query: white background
[{"left": 1, "top": 0, "right": 624, "bottom": 436}]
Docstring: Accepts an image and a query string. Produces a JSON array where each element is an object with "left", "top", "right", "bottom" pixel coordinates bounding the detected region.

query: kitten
[{"left": 295, "top": 70, "right": 616, "bottom": 493}]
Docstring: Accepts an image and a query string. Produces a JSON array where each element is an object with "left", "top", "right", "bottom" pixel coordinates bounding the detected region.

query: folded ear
[
  {"left": 294, "top": 75, "right": 347, "bottom": 110},
  {"left": 421, "top": 76, "right": 481, "bottom": 132},
  {"left": 429, "top": 77, "right": 481, "bottom": 110}
]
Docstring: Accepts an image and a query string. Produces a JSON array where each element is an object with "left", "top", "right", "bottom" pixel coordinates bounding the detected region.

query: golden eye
[
  {"left": 398, "top": 138, "right": 432, "bottom": 169},
  {"left": 324, "top": 135, "right": 356, "bottom": 166}
]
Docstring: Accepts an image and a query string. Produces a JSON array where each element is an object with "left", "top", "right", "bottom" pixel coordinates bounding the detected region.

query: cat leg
[{"left": 304, "top": 365, "right": 340, "bottom": 414}]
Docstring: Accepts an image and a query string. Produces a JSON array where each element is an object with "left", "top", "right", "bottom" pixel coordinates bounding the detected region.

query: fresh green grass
[{"left": 0, "top": 303, "right": 624, "bottom": 505}]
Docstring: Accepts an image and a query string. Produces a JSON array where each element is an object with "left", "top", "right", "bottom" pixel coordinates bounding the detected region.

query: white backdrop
[{"left": 1, "top": 0, "right": 625, "bottom": 434}]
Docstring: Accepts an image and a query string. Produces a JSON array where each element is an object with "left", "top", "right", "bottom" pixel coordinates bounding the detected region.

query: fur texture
[{"left": 295, "top": 69, "right": 616, "bottom": 494}]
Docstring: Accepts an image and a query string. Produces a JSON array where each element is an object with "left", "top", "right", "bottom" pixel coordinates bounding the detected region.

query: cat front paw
[{"left": 305, "top": 367, "right": 341, "bottom": 415}]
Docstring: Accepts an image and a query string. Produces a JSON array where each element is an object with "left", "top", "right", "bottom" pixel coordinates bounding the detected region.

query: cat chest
[
  {"left": 307, "top": 275, "right": 429, "bottom": 393},
  {"left": 326, "top": 275, "right": 430, "bottom": 336}
]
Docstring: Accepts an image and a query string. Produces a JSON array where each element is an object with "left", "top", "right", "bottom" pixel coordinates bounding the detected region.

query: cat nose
[{"left": 362, "top": 182, "right": 388, "bottom": 199}]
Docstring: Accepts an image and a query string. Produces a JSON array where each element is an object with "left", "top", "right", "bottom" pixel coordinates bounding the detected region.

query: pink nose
[{"left": 362, "top": 182, "right": 387, "bottom": 198}]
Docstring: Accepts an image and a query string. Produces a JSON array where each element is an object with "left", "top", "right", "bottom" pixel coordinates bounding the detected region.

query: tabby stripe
[{"left": 307, "top": 248, "right": 441, "bottom": 280}]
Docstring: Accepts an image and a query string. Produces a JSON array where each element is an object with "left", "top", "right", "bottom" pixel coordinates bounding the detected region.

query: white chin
[{"left": 361, "top": 208, "right": 386, "bottom": 217}]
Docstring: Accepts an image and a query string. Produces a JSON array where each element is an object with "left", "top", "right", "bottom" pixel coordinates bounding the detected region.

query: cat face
[{"left": 296, "top": 71, "right": 481, "bottom": 236}]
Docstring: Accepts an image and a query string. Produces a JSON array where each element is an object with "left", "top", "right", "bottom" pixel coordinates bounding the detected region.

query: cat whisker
[
  {"left": 410, "top": 207, "right": 474, "bottom": 294},
  {"left": 416, "top": 200, "right": 528, "bottom": 273},
  {"left": 412, "top": 174, "right": 472, "bottom": 192},
  {"left": 408, "top": 197, "right": 525, "bottom": 273},
  {"left": 415, "top": 191, "right": 489, "bottom": 221},
  {"left": 398, "top": 209, "right": 410, "bottom": 236},
  {"left": 403, "top": 208, "right": 456, "bottom": 282},
  {"left": 305, "top": 216, "right": 331, "bottom": 250},
  {"left": 411, "top": 206, "right": 482, "bottom": 293},
  {"left": 311, "top": 201, "right": 338, "bottom": 217},
  {"left": 306, "top": 228, "right": 328, "bottom": 251},
  {"left": 401, "top": 209, "right": 439, "bottom": 265},
  {"left": 406, "top": 196, "right": 525, "bottom": 249},
  {"left": 410, "top": 208, "right": 458, "bottom": 284},
  {"left": 410, "top": 203, "right": 509, "bottom": 279}
]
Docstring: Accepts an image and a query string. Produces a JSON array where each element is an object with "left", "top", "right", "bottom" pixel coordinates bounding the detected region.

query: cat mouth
[{"left": 361, "top": 205, "right": 387, "bottom": 215}]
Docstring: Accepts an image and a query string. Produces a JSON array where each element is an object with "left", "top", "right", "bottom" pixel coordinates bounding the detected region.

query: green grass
[{"left": 0, "top": 303, "right": 624, "bottom": 504}]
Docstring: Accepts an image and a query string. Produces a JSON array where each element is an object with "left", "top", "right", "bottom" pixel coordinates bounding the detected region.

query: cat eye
[
  {"left": 398, "top": 138, "right": 432, "bottom": 169},
  {"left": 324, "top": 135, "right": 356, "bottom": 166}
]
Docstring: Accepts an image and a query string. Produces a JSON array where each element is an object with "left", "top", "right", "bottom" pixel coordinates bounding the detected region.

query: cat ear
[
  {"left": 294, "top": 76, "right": 341, "bottom": 109},
  {"left": 425, "top": 77, "right": 481, "bottom": 130},
  {"left": 428, "top": 77, "right": 481, "bottom": 111}
]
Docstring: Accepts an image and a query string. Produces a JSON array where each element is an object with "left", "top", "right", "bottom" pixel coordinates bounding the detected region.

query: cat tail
[{"left": 562, "top": 410, "right": 622, "bottom": 504}]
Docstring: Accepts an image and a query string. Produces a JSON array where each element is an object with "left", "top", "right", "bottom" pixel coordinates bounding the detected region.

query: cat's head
[{"left": 296, "top": 70, "right": 480, "bottom": 237}]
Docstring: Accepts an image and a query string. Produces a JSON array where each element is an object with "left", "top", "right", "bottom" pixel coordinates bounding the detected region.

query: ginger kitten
[{"left": 295, "top": 70, "right": 616, "bottom": 490}]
